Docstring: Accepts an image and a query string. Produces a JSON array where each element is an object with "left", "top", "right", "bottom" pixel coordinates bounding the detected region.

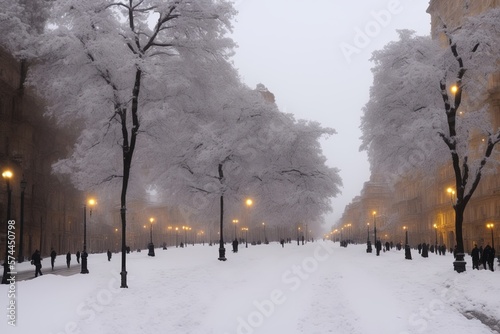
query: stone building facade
[{"left": 0, "top": 47, "right": 84, "bottom": 260}]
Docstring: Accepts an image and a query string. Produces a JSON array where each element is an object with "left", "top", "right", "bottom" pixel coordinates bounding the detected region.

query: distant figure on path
[
  {"left": 232, "top": 239, "right": 238, "bottom": 253},
  {"left": 66, "top": 251, "right": 71, "bottom": 268},
  {"left": 76, "top": 250, "right": 80, "bottom": 264},
  {"left": 471, "top": 244, "right": 480, "bottom": 270},
  {"left": 375, "top": 240, "right": 382, "bottom": 256},
  {"left": 50, "top": 248, "right": 57, "bottom": 270},
  {"left": 107, "top": 249, "right": 112, "bottom": 261},
  {"left": 32, "top": 249, "right": 43, "bottom": 277},
  {"left": 280, "top": 239, "right": 285, "bottom": 248}
]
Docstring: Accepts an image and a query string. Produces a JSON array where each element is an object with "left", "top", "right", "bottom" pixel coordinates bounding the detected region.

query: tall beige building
[{"left": 337, "top": 1, "right": 500, "bottom": 253}]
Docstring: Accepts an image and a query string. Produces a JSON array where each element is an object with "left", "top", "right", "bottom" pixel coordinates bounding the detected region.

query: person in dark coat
[
  {"left": 488, "top": 247, "right": 496, "bottom": 271},
  {"left": 32, "top": 249, "right": 43, "bottom": 277},
  {"left": 107, "top": 249, "right": 112, "bottom": 261},
  {"left": 471, "top": 244, "right": 480, "bottom": 270},
  {"left": 76, "top": 250, "right": 80, "bottom": 264},
  {"left": 66, "top": 251, "right": 71, "bottom": 268},
  {"left": 280, "top": 239, "right": 285, "bottom": 248},
  {"left": 375, "top": 239, "right": 382, "bottom": 256},
  {"left": 50, "top": 248, "right": 57, "bottom": 270},
  {"left": 482, "top": 245, "right": 494, "bottom": 271},
  {"left": 482, "top": 245, "right": 491, "bottom": 270},
  {"left": 421, "top": 243, "right": 429, "bottom": 258},
  {"left": 232, "top": 239, "right": 238, "bottom": 253}
]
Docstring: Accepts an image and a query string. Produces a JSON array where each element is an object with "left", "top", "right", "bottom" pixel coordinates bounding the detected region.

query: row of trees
[
  {"left": 361, "top": 9, "right": 500, "bottom": 271},
  {"left": 2, "top": 0, "right": 341, "bottom": 286}
]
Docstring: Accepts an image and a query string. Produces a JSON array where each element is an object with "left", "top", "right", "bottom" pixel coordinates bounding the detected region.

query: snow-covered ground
[{"left": 1, "top": 241, "right": 499, "bottom": 334}]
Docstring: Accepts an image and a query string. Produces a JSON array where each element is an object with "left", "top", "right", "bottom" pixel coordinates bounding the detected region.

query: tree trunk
[
  {"left": 453, "top": 201, "right": 466, "bottom": 273},
  {"left": 119, "top": 69, "right": 142, "bottom": 288},
  {"left": 218, "top": 163, "right": 226, "bottom": 261}
]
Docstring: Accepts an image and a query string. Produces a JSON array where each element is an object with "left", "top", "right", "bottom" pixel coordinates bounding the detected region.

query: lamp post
[
  {"left": 433, "top": 224, "right": 438, "bottom": 254},
  {"left": 2, "top": 170, "right": 13, "bottom": 285},
  {"left": 487, "top": 223, "right": 494, "bottom": 249},
  {"left": 182, "top": 226, "right": 188, "bottom": 247},
  {"left": 232, "top": 219, "right": 238, "bottom": 240},
  {"left": 372, "top": 211, "right": 377, "bottom": 247},
  {"left": 347, "top": 223, "right": 351, "bottom": 244},
  {"left": 245, "top": 198, "right": 253, "bottom": 243},
  {"left": 18, "top": 176, "right": 27, "bottom": 263},
  {"left": 366, "top": 222, "right": 372, "bottom": 253},
  {"left": 297, "top": 226, "right": 301, "bottom": 245},
  {"left": 81, "top": 198, "right": 96, "bottom": 274},
  {"left": 148, "top": 217, "right": 155, "bottom": 256},
  {"left": 242, "top": 227, "right": 248, "bottom": 248},
  {"left": 262, "top": 222, "right": 267, "bottom": 244},
  {"left": 404, "top": 226, "right": 412, "bottom": 260},
  {"left": 175, "top": 227, "right": 179, "bottom": 247},
  {"left": 88, "top": 198, "right": 95, "bottom": 253}
]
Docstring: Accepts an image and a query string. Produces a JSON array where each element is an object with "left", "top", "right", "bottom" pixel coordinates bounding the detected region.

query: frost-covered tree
[
  {"left": 361, "top": 9, "right": 500, "bottom": 271},
  {"left": 0, "top": 0, "right": 51, "bottom": 88},
  {"left": 28, "top": 0, "right": 235, "bottom": 287},
  {"left": 145, "top": 66, "right": 341, "bottom": 259}
]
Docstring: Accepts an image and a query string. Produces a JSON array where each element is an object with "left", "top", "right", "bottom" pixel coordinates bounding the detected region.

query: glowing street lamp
[
  {"left": 232, "top": 219, "right": 238, "bottom": 240},
  {"left": 487, "top": 223, "right": 495, "bottom": 249},
  {"left": 404, "top": 226, "right": 412, "bottom": 260},
  {"left": 433, "top": 224, "right": 438, "bottom": 254},
  {"left": 148, "top": 217, "right": 155, "bottom": 256},
  {"left": 262, "top": 222, "right": 267, "bottom": 244},
  {"left": 366, "top": 223, "right": 372, "bottom": 253},
  {"left": 1, "top": 170, "right": 13, "bottom": 285},
  {"left": 81, "top": 198, "right": 96, "bottom": 274},
  {"left": 175, "top": 227, "right": 179, "bottom": 248}
]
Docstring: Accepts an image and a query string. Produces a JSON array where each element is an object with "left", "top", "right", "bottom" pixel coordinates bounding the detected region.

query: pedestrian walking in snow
[
  {"left": 32, "top": 249, "right": 43, "bottom": 277},
  {"left": 66, "top": 251, "right": 71, "bottom": 268},
  {"left": 471, "top": 244, "right": 480, "bottom": 270},
  {"left": 50, "top": 248, "right": 57, "bottom": 270}
]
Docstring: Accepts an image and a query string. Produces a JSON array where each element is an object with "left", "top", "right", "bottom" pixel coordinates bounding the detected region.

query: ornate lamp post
[
  {"left": 262, "top": 222, "right": 267, "bottom": 244},
  {"left": 372, "top": 211, "right": 377, "bottom": 246},
  {"left": 81, "top": 198, "right": 96, "bottom": 274},
  {"left": 487, "top": 223, "right": 494, "bottom": 249},
  {"left": 433, "top": 224, "right": 438, "bottom": 254},
  {"left": 148, "top": 217, "right": 155, "bottom": 256},
  {"left": 232, "top": 219, "right": 238, "bottom": 240},
  {"left": 182, "top": 226, "right": 188, "bottom": 247},
  {"left": 366, "top": 223, "right": 372, "bottom": 253},
  {"left": 175, "top": 227, "right": 179, "bottom": 247},
  {"left": 2, "top": 170, "right": 13, "bottom": 285},
  {"left": 18, "top": 176, "right": 27, "bottom": 263},
  {"left": 404, "top": 226, "right": 412, "bottom": 260},
  {"left": 297, "top": 226, "right": 301, "bottom": 245}
]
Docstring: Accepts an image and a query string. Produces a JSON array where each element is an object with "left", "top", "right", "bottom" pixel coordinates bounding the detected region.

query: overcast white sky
[{"left": 230, "top": 0, "right": 432, "bottom": 228}]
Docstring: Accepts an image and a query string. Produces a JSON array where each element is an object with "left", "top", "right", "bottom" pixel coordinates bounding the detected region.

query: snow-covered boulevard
[{"left": 2, "top": 241, "right": 499, "bottom": 334}]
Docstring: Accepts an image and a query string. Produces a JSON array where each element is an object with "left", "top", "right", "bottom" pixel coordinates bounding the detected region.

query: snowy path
[{"left": 2, "top": 241, "right": 499, "bottom": 334}]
